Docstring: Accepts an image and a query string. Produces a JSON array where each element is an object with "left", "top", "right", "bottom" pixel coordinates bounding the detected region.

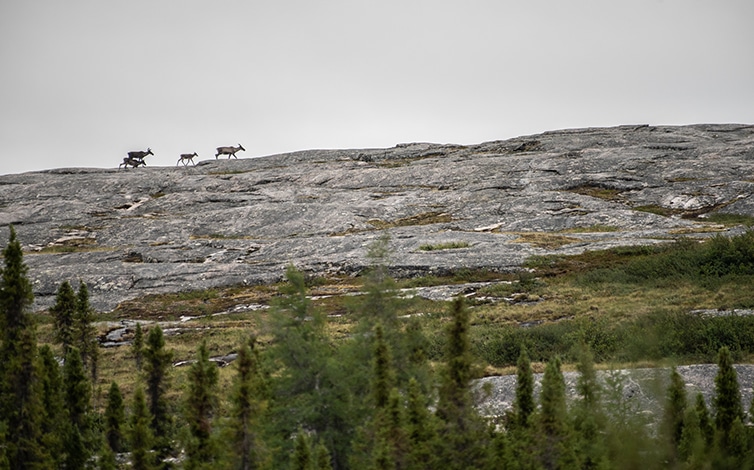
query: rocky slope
[{"left": 1, "top": 124, "right": 754, "bottom": 312}]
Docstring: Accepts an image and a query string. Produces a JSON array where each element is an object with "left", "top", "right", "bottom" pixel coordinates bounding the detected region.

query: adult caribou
[
  {"left": 215, "top": 144, "right": 245, "bottom": 159},
  {"left": 119, "top": 148, "right": 153, "bottom": 169}
]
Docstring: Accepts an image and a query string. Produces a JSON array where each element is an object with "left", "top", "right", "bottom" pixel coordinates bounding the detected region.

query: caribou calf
[
  {"left": 119, "top": 156, "right": 147, "bottom": 169},
  {"left": 215, "top": 144, "right": 245, "bottom": 159},
  {"left": 177, "top": 152, "right": 198, "bottom": 166}
]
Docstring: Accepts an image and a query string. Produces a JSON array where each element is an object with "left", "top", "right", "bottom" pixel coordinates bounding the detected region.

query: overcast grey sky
[{"left": 1, "top": 1, "right": 752, "bottom": 175}]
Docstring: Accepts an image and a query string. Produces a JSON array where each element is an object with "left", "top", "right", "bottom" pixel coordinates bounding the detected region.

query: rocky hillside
[{"left": 2, "top": 124, "right": 753, "bottom": 312}]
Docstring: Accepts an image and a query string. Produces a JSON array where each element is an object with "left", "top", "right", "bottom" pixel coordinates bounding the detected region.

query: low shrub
[{"left": 473, "top": 311, "right": 754, "bottom": 367}]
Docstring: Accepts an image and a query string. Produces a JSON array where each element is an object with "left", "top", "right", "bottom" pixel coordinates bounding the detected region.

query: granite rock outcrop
[{"left": 1, "top": 124, "right": 753, "bottom": 312}]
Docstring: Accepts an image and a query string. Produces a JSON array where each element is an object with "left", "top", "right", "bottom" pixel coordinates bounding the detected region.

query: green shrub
[
  {"left": 471, "top": 310, "right": 754, "bottom": 367},
  {"left": 576, "top": 231, "right": 754, "bottom": 289},
  {"left": 703, "top": 213, "right": 754, "bottom": 227}
]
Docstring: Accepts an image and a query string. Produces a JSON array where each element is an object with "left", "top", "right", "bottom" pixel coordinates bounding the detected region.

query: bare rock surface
[
  {"left": 476, "top": 364, "right": 754, "bottom": 419},
  {"left": 1, "top": 124, "right": 754, "bottom": 312}
]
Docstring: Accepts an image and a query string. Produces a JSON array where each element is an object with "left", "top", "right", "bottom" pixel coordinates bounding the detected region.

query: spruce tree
[
  {"left": 51, "top": 281, "right": 76, "bottom": 354},
  {"left": 313, "top": 441, "right": 333, "bottom": 470},
  {"left": 572, "top": 344, "right": 608, "bottom": 470},
  {"left": 130, "top": 386, "right": 155, "bottom": 470},
  {"left": 436, "top": 297, "right": 474, "bottom": 425},
  {"left": 507, "top": 346, "right": 540, "bottom": 470},
  {"left": 184, "top": 340, "right": 219, "bottom": 469},
  {"left": 678, "top": 404, "right": 706, "bottom": 467},
  {"left": 0, "top": 226, "right": 46, "bottom": 469},
  {"left": 143, "top": 325, "right": 173, "bottom": 461},
  {"left": 268, "top": 265, "right": 352, "bottom": 469},
  {"left": 358, "top": 233, "right": 401, "bottom": 340},
  {"left": 538, "top": 357, "right": 578, "bottom": 469},
  {"left": 75, "top": 282, "right": 99, "bottom": 381},
  {"left": 0, "top": 226, "right": 33, "bottom": 336},
  {"left": 38, "top": 345, "right": 65, "bottom": 468},
  {"left": 371, "top": 324, "right": 394, "bottom": 410},
  {"left": 231, "top": 336, "right": 268, "bottom": 470},
  {"left": 99, "top": 446, "right": 119, "bottom": 470},
  {"left": 514, "top": 347, "right": 535, "bottom": 429},
  {"left": 0, "top": 421, "right": 8, "bottom": 469},
  {"left": 435, "top": 296, "right": 486, "bottom": 469},
  {"left": 62, "top": 346, "right": 93, "bottom": 469},
  {"left": 695, "top": 392, "right": 714, "bottom": 450},
  {"left": 291, "top": 430, "right": 312, "bottom": 470},
  {"left": 404, "top": 377, "right": 440, "bottom": 470},
  {"left": 713, "top": 346, "right": 743, "bottom": 449},
  {"left": 104, "top": 381, "right": 126, "bottom": 453},
  {"left": 366, "top": 326, "right": 409, "bottom": 469},
  {"left": 662, "top": 366, "right": 688, "bottom": 463},
  {"left": 133, "top": 322, "right": 144, "bottom": 371}
]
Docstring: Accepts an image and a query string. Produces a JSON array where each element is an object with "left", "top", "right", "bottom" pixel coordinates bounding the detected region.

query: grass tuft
[{"left": 418, "top": 241, "right": 470, "bottom": 251}]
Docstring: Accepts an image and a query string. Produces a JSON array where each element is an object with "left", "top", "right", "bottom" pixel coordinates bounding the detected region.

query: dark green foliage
[
  {"left": 267, "top": 265, "right": 353, "bottom": 469},
  {"left": 435, "top": 297, "right": 487, "bottom": 469},
  {"left": 714, "top": 346, "right": 743, "bottom": 450},
  {"left": 436, "top": 297, "right": 474, "bottom": 425},
  {"left": 133, "top": 322, "right": 144, "bottom": 371},
  {"left": 38, "top": 345, "right": 65, "bottom": 468},
  {"left": 230, "top": 336, "right": 268, "bottom": 470},
  {"left": 63, "top": 347, "right": 91, "bottom": 428},
  {"left": 514, "top": 347, "right": 535, "bottom": 429},
  {"left": 291, "top": 430, "right": 312, "bottom": 470},
  {"left": 576, "top": 231, "right": 754, "bottom": 287},
  {"left": 661, "top": 366, "right": 688, "bottom": 463},
  {"left": 370, "top": 388, "right": 404, "bottom": 470},
  {"left": 0, "top": 418, "right": 8, "bottom": 468},
  {"left": 104, "top": 381, "right": 125, "bottom": 453},
  {"left": 0, "top": 226, "right": 33, "bottom": 333},
  {"left": 0, "top": 226, "right": 47, "bottom": 469},
  {"left": 599, "top": 370, "right": 660, "bottom": 468},
  {"left": 98, "top": 445, "right": 118, "bottom": 470},
  {"left": 476, "top": 310, "right": 754, "bottom": 368},
  {"left": 367, "top": 332, "right": 406, "bottom": 468},
  {"left": 351, "top": 234, "right": 429, "bottom": 392},
  {"left": 51, "top": 281, "right": 76, "bottom": 354},
  {"left": 404, "top": 378, "right": 440, "bottom": 470},
  {"left": 51, "top": 281, "right": 99, "bottom": 381},
  {"left": 572, "top": 344, "right": 608, "bottom": 470},
  {"left": 360, "top": 232, "right": 400, "bottom": 331},
  {"left": 695, "top": 392, "right": 714, "bottom": 450},
  {"left": 183, "top": 340, "right": 219, "bottom": 469},
  {"left": 537, "top": 357, "right": 577, "bottom": 469},
  {"left": 10, "top": 226, "right": 754, "bottom": 468},
  {"left": 130, "top": 386, "right": 155, "bottom": 470},
  {"left": 62, "top": 346, "right": 94, "bottom": 469},
  {"left": 371, "top": 324, "right": 394, "bottom": 410},
  {"left": 313, "top": 441, "right": 333, "bottom": 470},
  {"left": 143, "top": 325, "right": 173, "bottom": 456},
  {"left": 75, "top": 282, "right": 99, "bottom": 381},
  {"left": 678, "top": 405, "right": 706, "bottom": 467}
]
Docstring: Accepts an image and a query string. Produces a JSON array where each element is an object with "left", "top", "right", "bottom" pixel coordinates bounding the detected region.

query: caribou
[
  {"left": 215, "top": 144, "right": 245, "bottom": 159},
  {"left": 119, "top": 148, "right": 153, "bottom": 169},
  {"left": 128, "top": 148, "right": 153, "bottom": 160},
  {"left": 119, "top": 157, "right": 147, "bottom": 169},
  {"left": 177, "top": 152, "right": 198, "bottom": 166}
]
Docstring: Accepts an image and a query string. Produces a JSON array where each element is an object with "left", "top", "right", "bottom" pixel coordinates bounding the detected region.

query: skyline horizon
[{"left": 3, "top": 1, "right": 753, "bottom": 176}]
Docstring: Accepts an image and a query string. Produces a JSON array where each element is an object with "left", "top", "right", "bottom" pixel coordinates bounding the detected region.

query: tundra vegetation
[{"left": 5, "top": 226, "right": 754, "bottom": 468}]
